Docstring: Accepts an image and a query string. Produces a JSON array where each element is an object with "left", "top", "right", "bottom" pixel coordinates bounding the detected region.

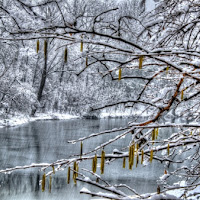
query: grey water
[{"left": 0, "top": 118, "right": 177, "bottom": 200}]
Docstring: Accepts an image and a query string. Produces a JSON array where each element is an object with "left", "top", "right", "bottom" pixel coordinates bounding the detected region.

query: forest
[{"left": 0, "top": 0, "right": 200, "bottom": 199}]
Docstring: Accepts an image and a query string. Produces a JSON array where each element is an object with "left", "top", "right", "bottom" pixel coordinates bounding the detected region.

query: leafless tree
[{"left": 0, "top": 0, "right": 200, "bottom": 199}]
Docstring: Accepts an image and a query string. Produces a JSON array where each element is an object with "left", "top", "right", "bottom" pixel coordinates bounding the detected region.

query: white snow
[
  {"left": 145, "top": 0, "right": 156, "bottom": 12},
  {"left": 166, "top": 189, "right": 184, "bottom": 199},
  {"left": 100, "top": 110, "right": 132, "bottom": 118},
  {"left": 187, "top": 185, "right": 200, "bottom": 199},
  {"left": 160, "top": 174, "right": 169, "bottom": 181},
  {"left": 100, "top": 108, "right": 150, "bottom": 118},
  {"left": 83, "top": 177, "right": 91, "bottom": 181},
  {"left": 80, "top": 187, "right": 91, "bottom": 193},
  {"left": 0, "top": 112, "right": 79, "bottom": 128}
]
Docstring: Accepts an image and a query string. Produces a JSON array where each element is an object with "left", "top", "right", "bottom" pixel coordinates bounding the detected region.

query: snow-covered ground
[
  {"left": 0, "top": 109, "right": 152, "bottom": 128},
  {"left": 100, "top": 109, "right": 150, "bottom": 118},
  {"left": 0, "top": 113, "right": 79, "bottom": 128}
]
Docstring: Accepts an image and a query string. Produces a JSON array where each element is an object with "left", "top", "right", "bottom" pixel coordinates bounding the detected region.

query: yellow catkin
[
  {"left": 37, "top": 40, "right": 39, "bottom": 53},
  {"left": 129, "top": 145, "right": 133, "bottom": 169},
  {"left": 132, "top": 143, "right": 135, "bottom": 159},
  {"left": 157, "top": 186, "right": 160, "bottom": 194},
  {"left": 67, "top": 167, "right": 70, "bottom": 184},
  {"left": 64, "top": 48, "right": 68, "bottom": 63},
  {"left": 136, "top": 153, "right": 139, "bottom": 168},
  {"left": 92, "top": 154, "right": 97, "bottom": 173},
  {"left": 52, "top": 166, "right": 55, "bottom": 174},
  {"left": 92, "top": 157, "right": 95, "bottom": 173},
  {"left": 73, "top": 162, "right": 77, "bottom": 184},
  {"left": 139, "top": 56, "right": 144, "bottom": 69},
  {"left": 80, "top": 141, "right": 83, "bottom": 157},
  {"left": 80, "top": 41, "right": 83, "bottom": 52},
  {"left": 181, "top": 90, "right": 184, "bottom": 100},
  {"left": 136, "top": 143, "right": 139, "bottom": 151},
  {"left": 141, "top": 150, "right": 144, "bottom": 164},
  {"left": 167, "top": 143, "right": 170, "bottom": 155},
  {"left": 118, "top": 68, "right": 122, "bottom": 80},
  {"left": 94, "top": 154, "right": 97, "bottom": 172},
  {"left": 166, "top": 66, "right": 169, "bottom": 74},
  {"left": 132, "top": 143, "right": 135, "bottom": 166},
  {"left": 42, "top": 173, "right": 46, "bottom": 192},
  {"left": 76, "top": 163, "right": 79, "bottom": 178},
  {"left": 44, "top": 40, "right": 47, "bottom": 58},
  {"left": 152, "top": 129, "right": 155, "bottom": 141},
  {"left": 155, "top": 128, "right": 159, "bottom": 139},
  {"left": 129, "top": 144, "right": 135, "bottom": 169},
  {"left": 123, "top": 157, "right": 126, "bottom": 168},
  {"left": 101, "top": 150, "right": 105, "bottom": 174},
  {"left": 86, "top": 57, "right": 88, "bottom": 67},
  {"left": 150, "top": 149, "right": 153, "bottom": 163},
  {"left": 49, "top": 175, "right": 52, "bottom": 193}
]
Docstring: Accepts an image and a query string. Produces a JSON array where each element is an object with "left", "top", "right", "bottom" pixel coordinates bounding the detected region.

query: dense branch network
[{"left": 0, "top": 0, "right": 200, "bottom": 199}]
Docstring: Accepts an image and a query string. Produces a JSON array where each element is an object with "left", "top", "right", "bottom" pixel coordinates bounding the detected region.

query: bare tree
[{"left": 0, "top": 0, "right": 200, "bottom": 199}]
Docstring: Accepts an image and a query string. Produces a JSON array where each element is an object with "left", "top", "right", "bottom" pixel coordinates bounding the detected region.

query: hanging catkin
[
  {"left": 181, "top": 90, "right": 184, "bottom": 100},
  {"left": 37, "top": 40, "right": 39, "bottom": 53},
  {"left": 136, "top": 153, "right": 139, "bottom": 168},
  {"left": 129, "top": 144, "right": 135, "bottom": 169},
  {"left": 49, "top": 175, "right": 52, "bottom": 193},
  {"left": 132, "top": 143, "right": 135, "bottom": 160},
  {"left": 52, "top": 166, "right": 55, "bottom": 174},
  {"left": 76, "top": 163, "right": 79, "bottom": 178},
  {"left": 152, "top": 129, "right": 155, "bottom": 145},
  {"left": 80, "top": 40, "right": 83, "bottom": 52},
  {"left": 41, "top": 173, "right": 46, "bottom": 192},
  {"left": 167, "top": 143, "right": 170, "bottom": 155},
  {"left": 136, "top": 143, "right": 139, "bottom": 151},
  {"left": 73, "top": 162, "right": 77, "bottom": 184},
  {"left": 92, "top": 157, "right": 95, "bottom": 173},
  {"left": 157, "top": 186, "right": 160, "bottom": 194},
  {"left": 139, "top": 56, "right": 144, "bottom": 69},
  {"left": 44, "top": 40, "right": 47, "bottom": 58},
  {"left": 86, "top": 56, "right": 88, "bottom": 68},
  {"left": 64, "top": 48, "right": 68, "bottom": 63},
  {"left": 152, "top": 129, "right": 156, "bottom": 141},
  {"left": 150, "top": 149, "right": 153, "bottom": 163},
  {"left": 166, "top": 66, "right": 169, "bottom": 74},
  {"left": 67, "top": 167, "right": 70, "bottom": 184},
  {"left": 141, "top": 150, "right": 144, "bottom": 164},
  {"left": 101, "top": 150, "right": 105, "bottom": 174},
  {"left": 123, "top": 157, "right": 126, "bottom": 168},
  {"left": 155, "top": 128, "right": 159, "bottom": 139},
  {"left": 92, "top": 154, "right": 97, "bottom": 173},
  {"left": 94, "top": 154, "right": 97, "bottom": 172},
  {"left": 80, "top": 141, "right": 83, "bottom": 157},
  {"left": 129, "top": 145, "right": 133, "bottom": 169},
  {"left": 118, "top": 68, "right": 122, "bottom": 80}
]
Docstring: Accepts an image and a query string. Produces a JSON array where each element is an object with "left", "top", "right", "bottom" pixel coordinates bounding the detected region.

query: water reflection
[{"left": 0, "top": 118, "right": 181, "bottom": 199}]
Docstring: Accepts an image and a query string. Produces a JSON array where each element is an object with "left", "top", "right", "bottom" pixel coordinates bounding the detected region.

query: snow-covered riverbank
[
  {"left": 0, "top": 113, "right": 79, "bottom": 128},
  {"left": 0, "top": 108, "right": 152, "bottom": 128}
]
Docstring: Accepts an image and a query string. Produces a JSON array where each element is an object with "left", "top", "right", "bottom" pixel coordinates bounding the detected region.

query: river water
[{"left": 0, "top": 118, "right": 176, "bottom": 200}]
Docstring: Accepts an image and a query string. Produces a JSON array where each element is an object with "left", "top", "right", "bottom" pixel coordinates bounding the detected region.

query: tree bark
[{"left": 31, "top": 40, "right": 48, "bottom": 116}]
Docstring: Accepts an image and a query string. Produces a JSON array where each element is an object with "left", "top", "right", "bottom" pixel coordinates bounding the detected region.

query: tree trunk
[
  {"left": 59, "top": 62, "right": 65, "bottom": 84},
  {"left": 31, "top": 40, "right": 48, "bottom": 116}
]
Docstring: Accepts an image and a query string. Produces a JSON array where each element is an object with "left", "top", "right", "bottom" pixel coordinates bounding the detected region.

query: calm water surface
[{"left": 0, "top": 118, "right": 176, "bottom": 200}]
